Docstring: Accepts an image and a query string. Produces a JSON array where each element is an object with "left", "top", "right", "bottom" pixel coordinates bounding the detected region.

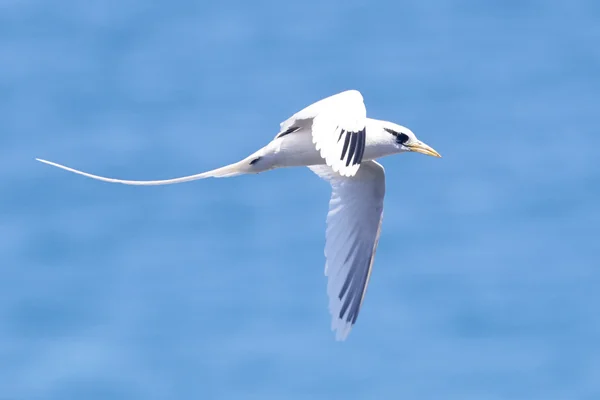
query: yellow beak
[{"left": 406, "top": 141, "right": 442, "bottom": 158}]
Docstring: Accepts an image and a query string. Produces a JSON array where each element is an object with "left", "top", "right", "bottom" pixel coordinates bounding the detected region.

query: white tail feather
[{"left": 35, "top": 158, "right": 248, "bottom": 186}]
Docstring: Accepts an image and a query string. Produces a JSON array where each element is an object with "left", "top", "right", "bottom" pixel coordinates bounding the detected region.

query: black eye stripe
[{"left": 384, "top": 128, "right": 410, "bottom": 144}]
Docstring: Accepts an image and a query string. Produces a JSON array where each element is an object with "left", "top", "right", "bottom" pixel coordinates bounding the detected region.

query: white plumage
[
  {"left": 310, "top": 160, "right": 385, "bottom": 340},
  {"left": 279, "top": 89, "right": 367, "bottom": 177},
  {"left": 36, "top": 90, "right": 441, "bottom": 341}
]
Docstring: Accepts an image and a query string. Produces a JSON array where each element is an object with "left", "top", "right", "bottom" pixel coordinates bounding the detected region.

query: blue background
[{"left": 2, "top": 0, "right": 599, "bottom": 398}]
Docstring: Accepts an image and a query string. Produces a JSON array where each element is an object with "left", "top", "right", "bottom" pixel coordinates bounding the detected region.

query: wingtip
[
  {"left": 342, "top": 89, "right": 363, "bottom": 101},
  {"left": 331, "top": 319, "right": 353, "bottom": 341},
  {"left": 334, "top": 327, "right": 352, "bottom": 342}
]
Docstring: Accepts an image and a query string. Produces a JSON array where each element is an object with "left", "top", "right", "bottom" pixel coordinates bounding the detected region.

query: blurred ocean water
[{"left": 1, "top": 0, "right": 599, "bottom": 398}]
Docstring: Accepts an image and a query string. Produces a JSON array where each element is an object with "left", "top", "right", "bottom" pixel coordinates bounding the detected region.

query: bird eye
[
  {"left": 396, "top": 133, "right": 409, "bottom": 144},
  {"left": 384, "top": 128, "right": 410, "bottom": 145}
]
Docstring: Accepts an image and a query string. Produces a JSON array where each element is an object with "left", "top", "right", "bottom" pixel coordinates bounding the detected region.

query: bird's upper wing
[
  {"left": 309, "top": 160, "right": 385, "bottom": 340},
  {"left": 278, "top": 90, "right": 367, "bottom": 177}
]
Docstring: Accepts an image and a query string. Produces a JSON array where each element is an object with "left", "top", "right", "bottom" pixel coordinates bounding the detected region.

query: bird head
[{"left": 382, "top": 123, "right": 441, "bottom": 158}]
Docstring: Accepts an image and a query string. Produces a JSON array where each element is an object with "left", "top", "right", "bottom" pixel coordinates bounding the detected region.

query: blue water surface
[{"left": 1, "top": 0, "right": 599, "bottom": 398}]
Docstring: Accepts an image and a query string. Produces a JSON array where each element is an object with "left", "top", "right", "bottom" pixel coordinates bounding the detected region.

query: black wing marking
[
  {"left": 338, "top": 244, "right": 375, "bottom": 324},
  {"left": 275, "top": 126, "right": 301, "bottom": 139},
  {"left": 337, "top": 127, "right": 366, "bottom": 167}
]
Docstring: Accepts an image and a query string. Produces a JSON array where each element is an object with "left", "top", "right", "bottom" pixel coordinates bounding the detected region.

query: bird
[{"left": 36, "top": 89, "right": 441, "bottom": 341}]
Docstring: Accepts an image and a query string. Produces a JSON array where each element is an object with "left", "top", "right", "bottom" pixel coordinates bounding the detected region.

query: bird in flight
[{"left": 37, "top": 90, "right": 441, "bottom": 341}]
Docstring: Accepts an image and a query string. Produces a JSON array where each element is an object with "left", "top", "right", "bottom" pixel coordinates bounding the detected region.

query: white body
[
  {"left": 243, "top": 118, "right": 404, "bottom": 171},
  {"left": 36, "top": 90, "right": 441, "bottom": 341}
]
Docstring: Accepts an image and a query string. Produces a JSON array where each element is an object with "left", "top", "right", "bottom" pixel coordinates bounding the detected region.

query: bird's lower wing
[
  {"left": 309, "top": 160, "right": 385, "bottom": 340},
  {"left": 279, "top": 90, "right": 367, "bottom": 177}
]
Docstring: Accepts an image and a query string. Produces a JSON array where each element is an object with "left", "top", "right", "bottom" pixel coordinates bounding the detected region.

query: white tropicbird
[{"left": 36, "top": 90, "right": 441, "bottom": 341}]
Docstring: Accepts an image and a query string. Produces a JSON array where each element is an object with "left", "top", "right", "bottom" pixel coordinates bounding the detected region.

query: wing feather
[
  {"left": 309, "top": 160, "right": 385, "bottom": 340},
  {"left": 278, "top": 90, "right": 368, "bottom": 177}
]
